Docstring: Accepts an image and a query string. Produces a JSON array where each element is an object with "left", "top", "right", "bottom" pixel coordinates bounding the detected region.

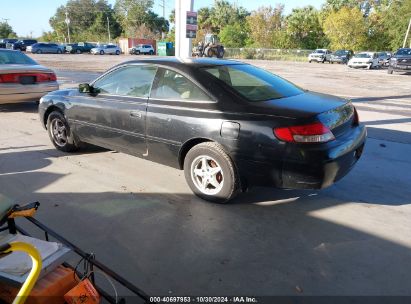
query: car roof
[{"left": 121, "top": 57, "right": 245, "bottom": 67}]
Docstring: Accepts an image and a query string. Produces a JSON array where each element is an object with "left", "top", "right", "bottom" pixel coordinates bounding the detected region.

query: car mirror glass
[{"left": 79, "top": 83, "right": 91, "bottom": 93}]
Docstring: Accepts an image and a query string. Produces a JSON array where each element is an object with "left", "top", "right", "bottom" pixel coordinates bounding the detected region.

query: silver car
[
  {"left": 90, "top": 44, "right": 122, "bottom": 55},
  {"left": 0, "top": 49, "right": 59, "bottom": 104}
]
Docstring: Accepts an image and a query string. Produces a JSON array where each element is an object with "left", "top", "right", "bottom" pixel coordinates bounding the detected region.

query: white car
[
  {"left": 308, "top": 49, "right": 332, "bottom": 63},
  {"left": 348, "top": 52, "right": 381, "bottom": 69},
  {"left": 90, "top": 44, "right": 122, "bottom": 55},
  {"left": 129, "top": 44, "right": 155, "bottom": 55}
]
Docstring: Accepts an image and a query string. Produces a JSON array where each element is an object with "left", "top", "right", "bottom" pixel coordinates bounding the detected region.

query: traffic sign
[{"left": 186, "top": 11, "right": 197, "bottom": 38}]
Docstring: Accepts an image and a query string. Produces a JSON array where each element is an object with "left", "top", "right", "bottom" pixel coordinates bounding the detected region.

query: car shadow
[
  {"left": 0, "top": 102, "right": 39, "bottom": 113},
  {"left": 351, "top": 94, "right": 411, "bottom": 103}
]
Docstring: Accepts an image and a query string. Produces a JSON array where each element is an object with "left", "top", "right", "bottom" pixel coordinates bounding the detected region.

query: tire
[
  {"left": 76, "top": 49, "right": 82, "bottom": 54},
  {"left": 136, "top": 50, "right": 140, "bottom": 55},
  {"left": 217, "top": 47, "right": 224, "bottom": 59},
  {"left": 57, "top": 49, "right": 62, "bottom": 54},
  {"left": 116, "top": 50, "right": 120, "bottom": 55},
  {"left": 206, "top": 48, "right": 213, "bottom": 57},
  {"left": 47, "top": 111, "right": 78, "bottom": 152},
  {"left": 388, "top": 68, "right": 393, "bottom": 74},
  {"left": 149, "top": 50, "right": 154, "bottom": 55},
  {"left": 309, "top": 60, "right": 312, "bottom": 63},
  {"left": 184, "top": 142, "right": 239, "bottom": 203},
  {"left": 368, "top": 63, "right": 372, "bottom": 70},
  {"left": 36, "top": 49, "right": 42, "bottom": 54},
  {"left": 100, "top": 50, "right": 104, "bottom": 55}
]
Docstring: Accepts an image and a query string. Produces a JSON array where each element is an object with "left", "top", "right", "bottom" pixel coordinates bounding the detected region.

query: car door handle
[{"left": 130, "top": 111, "right": 142, "bottom": 118}]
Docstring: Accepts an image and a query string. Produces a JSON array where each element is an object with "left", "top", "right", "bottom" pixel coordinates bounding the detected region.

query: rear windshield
[
  {"left": 0, "top": 50, "right": 37, "bottom": 65},
  {"left": 202, "top": 64, "right": 303, "bottom": 102},
  {"left": 354, "top": 53, "right": 372, "bottom": 58}
]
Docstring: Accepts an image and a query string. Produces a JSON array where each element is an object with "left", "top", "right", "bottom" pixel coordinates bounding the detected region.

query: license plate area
[{"left": 19, "top": 76, "right": 36, "bottom": 85}]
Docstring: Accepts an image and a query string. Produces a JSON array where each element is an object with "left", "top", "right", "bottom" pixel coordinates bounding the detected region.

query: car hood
[
  {"left": 0, "top": 64, "right": 53, "bottom": 74},
  {"left": 245, "top": 91, "right": 349, "bottom": 119}
]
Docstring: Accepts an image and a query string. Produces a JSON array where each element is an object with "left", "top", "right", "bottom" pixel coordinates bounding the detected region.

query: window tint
[
  {"left": 202, "top": 64, "right": 303, "bottom": 102},
  {"left": 93, "top": 65, "right": 157, "bottom": 98},
  {"left": 151, "top": 68, "right": 211, "bottom": 101}
]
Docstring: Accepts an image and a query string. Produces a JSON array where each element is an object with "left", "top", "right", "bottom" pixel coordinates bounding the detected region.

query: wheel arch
[
  {"left": 178, "top": 137, "right": 214, "bottom": 169},
  {"left": 43, "top": 105, "right": 65, "bottom": 129}
]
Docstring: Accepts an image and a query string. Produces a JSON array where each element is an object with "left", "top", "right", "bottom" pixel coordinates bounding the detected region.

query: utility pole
[
  {"left": 159, "top": 0, "right": 166, "bottom": 40},
  {"left": 403, "top": 17, "right": 411, "bottom": 48},
  {"left": 65, "top": 11, "right": 71, "bottom": 44},
  {"left": 107, "top": 16, "right": 111, "bottom": 43}
]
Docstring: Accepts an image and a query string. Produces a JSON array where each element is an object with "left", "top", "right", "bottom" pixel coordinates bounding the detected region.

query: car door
[
  {"left": 146, "top": 67, "right": 215, "bottom": 167},
  {"left": 68, "top": 64, "right": 158, "bottom": 155}
]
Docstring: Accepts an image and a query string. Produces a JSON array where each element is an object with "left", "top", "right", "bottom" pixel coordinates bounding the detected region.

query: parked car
[
  {"left": 329, "top": 50, "right": 353, "bottom": 64},
  {"left": 129, "top": 44, "right": 155, "bottom": 55},
  {"left": 38, "top": 58, "right": 366, "bottom": 203},
  {"left": 6, "top": 39, "right": 38, "bottom": 51},
  {"left": 27, "top": 43, "right": 64, "bottom": 54},
  {"left": 0, "top": 38, "right": 18, "bottom": 49},
  {"left": 90, "top": 44, "right": 121, "bottom": 55},
  {"left": 377, "top": 52, "right": 392, "bottom": 66},
  {"left": 0, "top": 49, "right": 58, "bottom": 104},
  {"left": 66, "top": 42, "right": 96, "bottom": 54},
  {"left": 308, "top": 49, "right": 332, "bottom": 63},
  {"left": 388, "top": 48, "right": 411, "bottom": 74},
  {"left": 348, "top": 52, "right": 381, "bottom": 69}
]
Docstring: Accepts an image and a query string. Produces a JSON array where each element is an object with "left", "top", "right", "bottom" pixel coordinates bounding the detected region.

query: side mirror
[
  {"left": 79, "top": 83, "right": 91, "bottom": 93},
  {"left": 79, "top": 83, "right": 100, "bottom": 95}
]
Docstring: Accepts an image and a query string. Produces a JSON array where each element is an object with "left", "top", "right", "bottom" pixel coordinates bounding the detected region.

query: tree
[
  {"left": 286, "top": 6, "right": 327, "bottom": 49},
  {"left": 114, "top": 0, "right": 168, "bottom": 38},
  {"left": 219, "top": 22, "right": 248, "bottom": 47},
  {"left": 0, "top": 22, "right": 17, "bottom": 38},
  {"left": 49, "top": 0, "right": 120, "bottom": 42},
  {"left": 382, "top": 0, "right": 411, "bottom": 49},
  {"left": 323, "top": 6, "right": 367, "bottom": 50},
  {"left": 209, "top": 0, "right": 249, "bottom": 33},
  {"left": 246, "top": 5, "right": 284, "bottom": 48}
]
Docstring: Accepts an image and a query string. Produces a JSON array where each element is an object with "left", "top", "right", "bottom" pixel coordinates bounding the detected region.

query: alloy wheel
[
  {"left": 191, "top": 155, "right": 224, "bottom": 195},
  {"left": 51, "top": 118, "right": 68, "bottom": 147}
]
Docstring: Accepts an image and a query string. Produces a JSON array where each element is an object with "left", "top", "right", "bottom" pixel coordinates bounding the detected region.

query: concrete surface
[{"left": 0, "top": 56, "right": 411, "bottom": 298}]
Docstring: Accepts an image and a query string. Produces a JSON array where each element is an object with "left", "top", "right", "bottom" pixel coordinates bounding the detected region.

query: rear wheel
[
  {"left": 100, "top": 50, "right": 104, "bottom": 55},
  {"left": 36, "top": 49, "right": 42, "bottom": 54},
  {"left": 57, "top": 49, "right": 62, "bottom": 54},
  {"left": 76, "top": 49, "right": 82, "bottom": 54},
  {"left": 47, "top": 111, "right": 78, "bottom": 152},
  {"left": 115, "top": 50, "right": 120, "bottom": 55},
  {"left": 136, "top": 50, "right": 140, "bottom": 55},
  {"left": 149, "top": 50, "right": 154, "bottom": 55},
  {"left": 184, "top": 142, "right": 239, "bottom": 203},
  {"left": 388, "top": 68, "right": 394, "bottom": 74}
]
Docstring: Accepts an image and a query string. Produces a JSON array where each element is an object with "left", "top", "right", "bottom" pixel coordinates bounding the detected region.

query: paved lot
[{"left": 1, "top": 54, "right": 411, "bottom": 298}]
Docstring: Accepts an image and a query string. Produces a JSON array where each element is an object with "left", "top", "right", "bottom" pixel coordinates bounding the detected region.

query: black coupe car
[{"left": 39, "top": 58, "right": 366, "bottom": 203}]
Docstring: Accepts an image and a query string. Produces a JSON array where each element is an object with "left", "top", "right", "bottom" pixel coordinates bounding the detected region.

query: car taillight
[
  {"left": 353, "top": 107, "right": 359, "bottom": 125},
  {"left": 274, "top": 122, "right": 335, "bottom": 143},
  {"left": 0, "top": 72, "right": 56, "bottom": 83}
]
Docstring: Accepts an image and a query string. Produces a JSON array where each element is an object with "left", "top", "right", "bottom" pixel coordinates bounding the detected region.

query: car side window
[
  {"left": 93, "top": 65, "right": 157, "bottom": 98},
  {"left": 151, "top": 68, "right": 211, "bottom": 101}
]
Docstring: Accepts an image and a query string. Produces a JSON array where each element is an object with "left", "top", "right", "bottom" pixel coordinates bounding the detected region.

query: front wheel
[
  {"left": 47, "top": 111, "right": 78, "bottom": 152},
  {"left": 149, "top": 50, "right": 154, "bottom": 55},
  {"left": 76, "top": 49, "right": 82, "bottom": 54},
  {"left": 184, "top": 142, "right": 239, "bottom": 203},
  {"left": 57, "top": 49, "right": 62, "bottom": 54},
  {"left": 100, "top": 50, "right": 104, "bottom": 55},
  {"left": 115, "top": 50, "right": 120, "bottom": 55}
]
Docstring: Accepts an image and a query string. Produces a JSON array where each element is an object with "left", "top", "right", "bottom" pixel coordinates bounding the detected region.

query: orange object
[
  {"left": 0, "top": 265, "right": 78, "bottom": 304},
  {"left": 64, "top": 278, "right": 101, "bottom": 304}
]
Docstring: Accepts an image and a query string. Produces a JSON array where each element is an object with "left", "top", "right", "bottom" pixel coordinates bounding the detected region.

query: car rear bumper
[
  {"left": 0, "top": 82, "right": 59, "bottom": 104},
  {"left": 236, "top": 125, "right": 367, "bottom": 190}
]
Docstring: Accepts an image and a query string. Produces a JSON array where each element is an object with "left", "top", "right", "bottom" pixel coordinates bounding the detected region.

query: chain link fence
[{"left": 224, "top": 48, "right": 313, "bottom": 62}]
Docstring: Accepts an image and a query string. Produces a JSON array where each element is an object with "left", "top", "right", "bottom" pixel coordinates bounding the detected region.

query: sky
[{"left": 0, "top": 0, "right": 324, "bottom": 38}]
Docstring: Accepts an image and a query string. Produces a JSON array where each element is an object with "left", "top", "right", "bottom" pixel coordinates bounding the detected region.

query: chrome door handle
[{"left": 130, "top": 111, "right": 142, "bottom": 118}]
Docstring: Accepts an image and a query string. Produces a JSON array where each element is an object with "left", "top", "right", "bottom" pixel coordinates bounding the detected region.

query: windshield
[
  {"left": 335, "top": 50, "right": 348, "bottom": 56},
  {"left": 314, "top": 49, "right": 325, "bottom": 53},
  {"left": 354, "top": 53, "right": 372, "bottom": 58},
  {"left": 396, "top": 49, "right": 411, "bottom": 56},
  {"left": 0, "top": 50, "right": 37, "bottom": 65},
  {"left": 202, "top": 64, "right": 304, "bottom": 102}
]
